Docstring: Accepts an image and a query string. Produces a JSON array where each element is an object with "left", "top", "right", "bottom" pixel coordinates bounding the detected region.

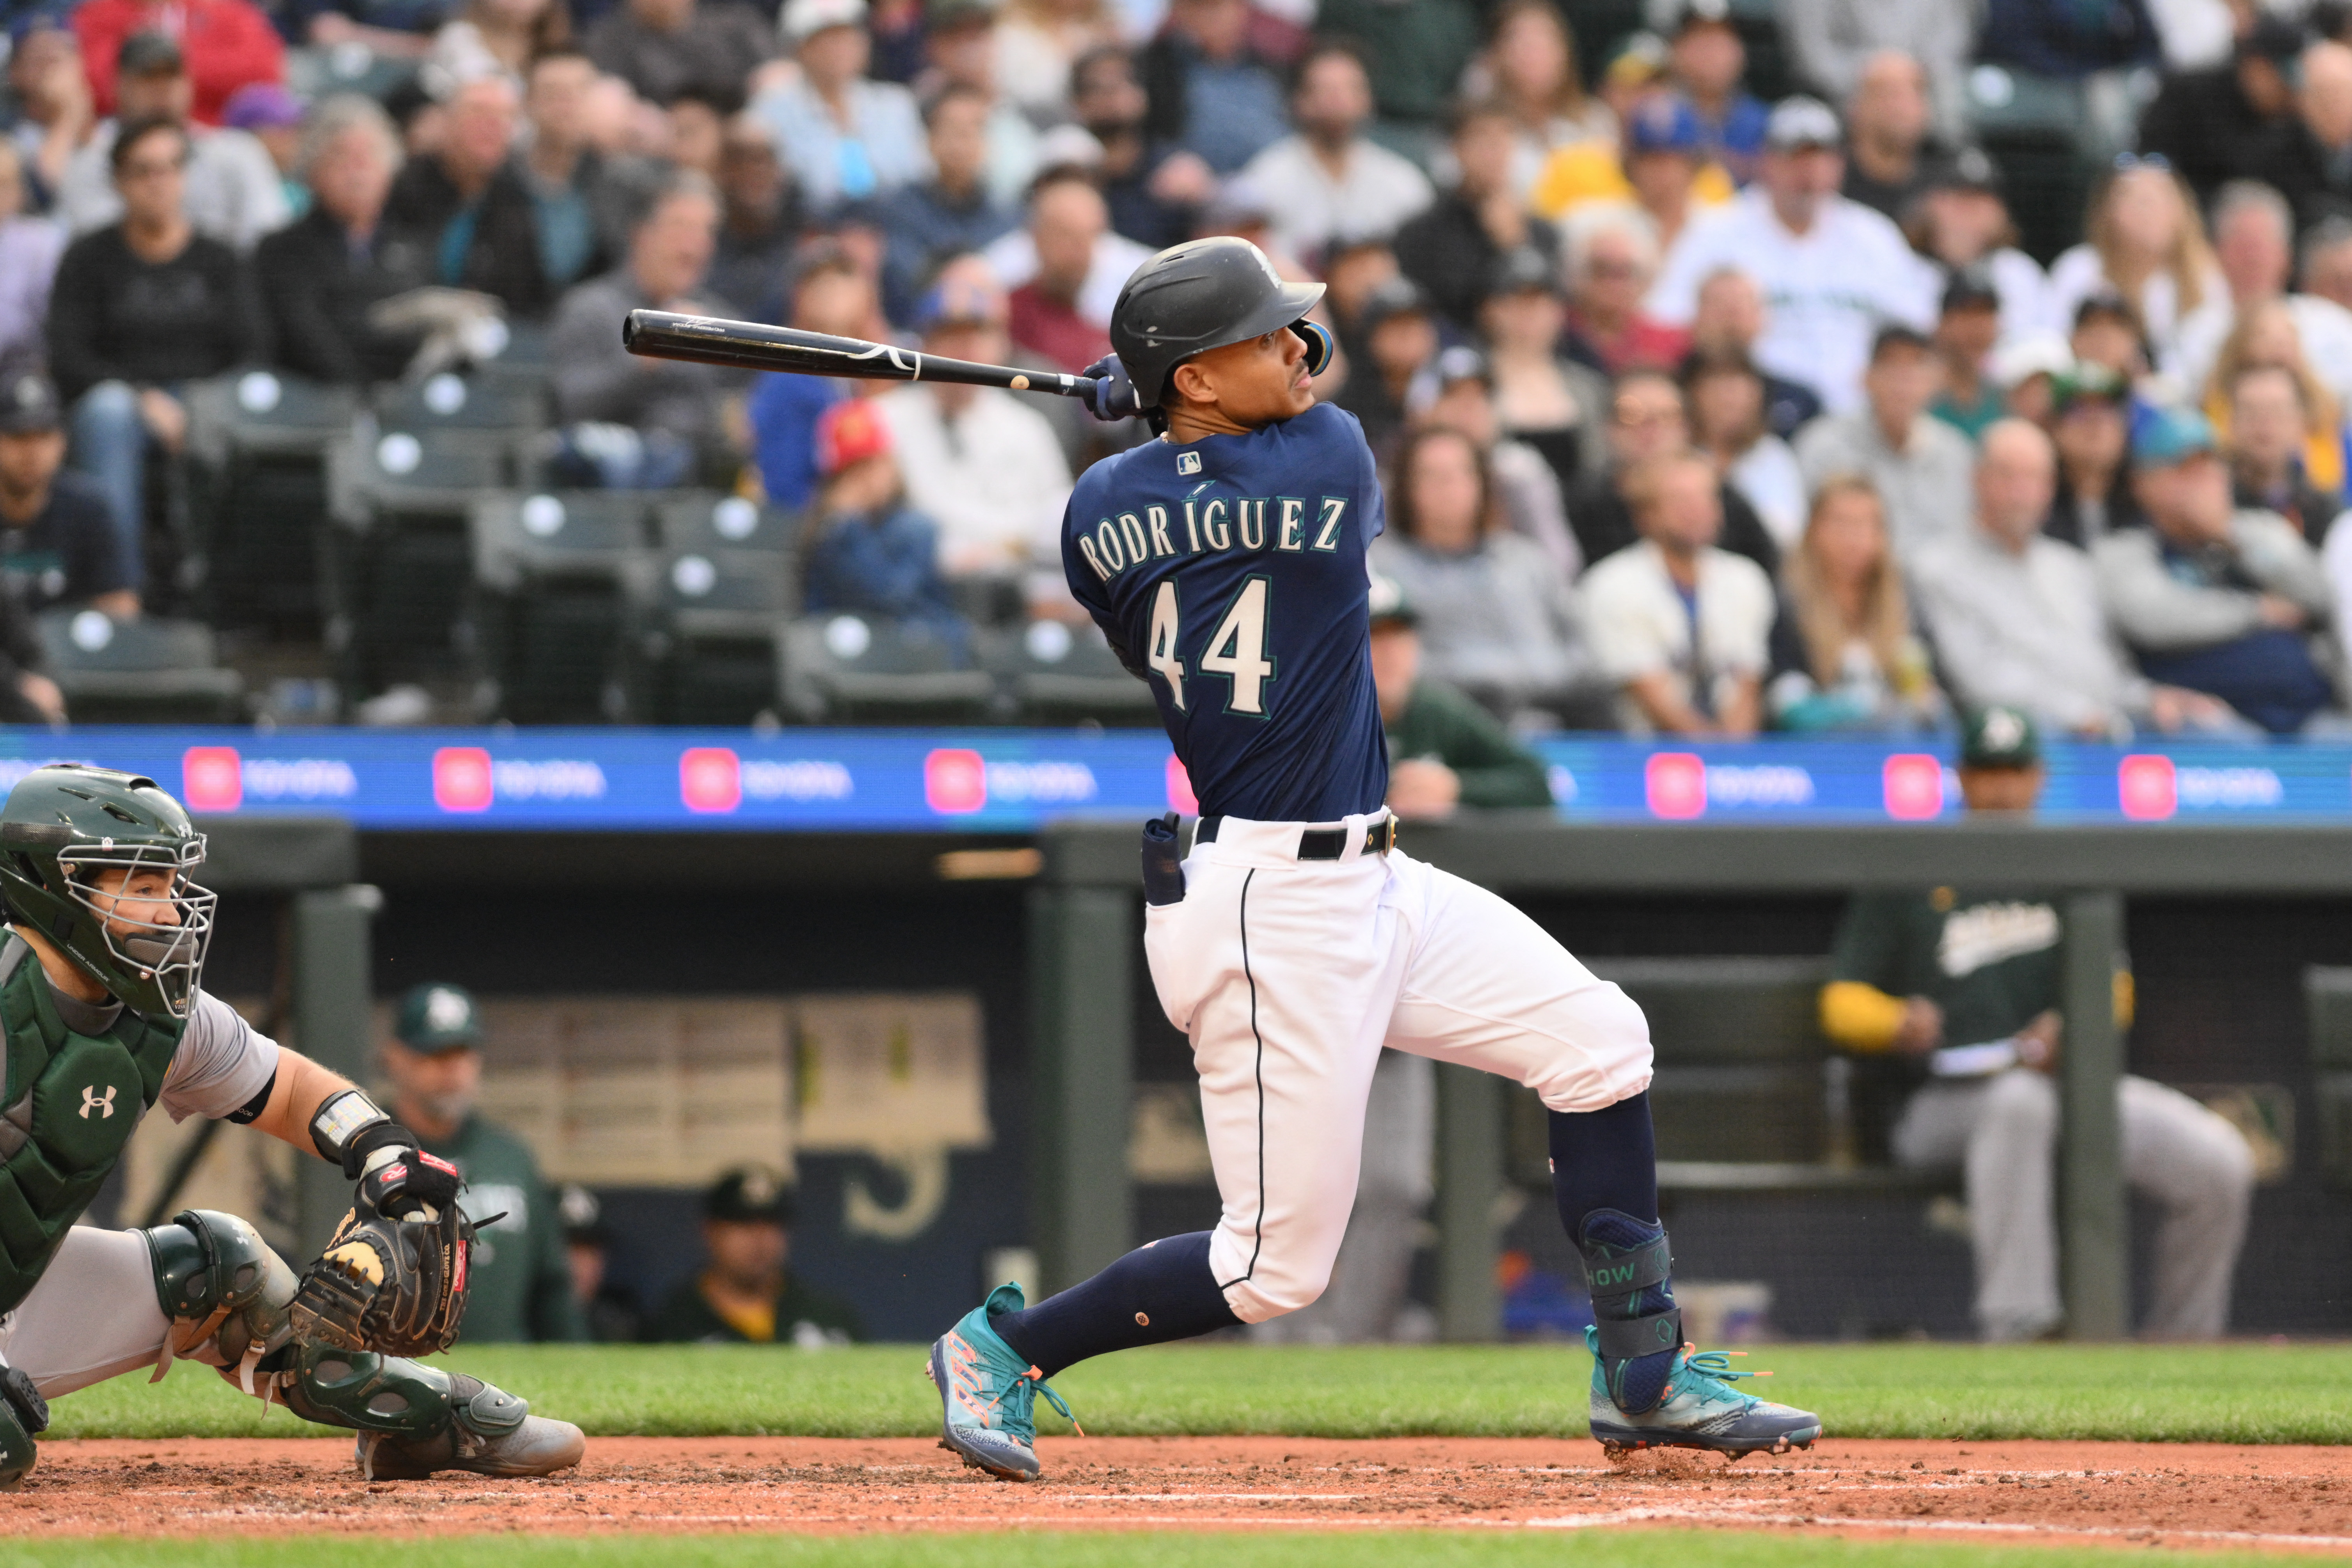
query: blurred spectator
[
  {"left": 1931, "top": 266, "right": 2005, "bottom": 440},
  {"left": 73, "top": 0, "right": 284, "bottom": 129},
  {"left": 1334, "top": 274, "right": 1436, "bottom": 453},
  {"left": 48, "top": 117, "right": 263, "bottom": 589},
  {"left": 1559, "top": 206, "right": 1684, "bottom": 378},
  {"left": 2136, "top": 14, "right": 2305, "bottom": 203},
  {"left": 1901, "top": 148, "right": 2049, "bottom": 350},
  {"left": 2068, "top": 288, "right": 2151, "bottom": 380},
  {"left": 1663, "top": 0, "right": 1766, "bottom": 185},
  {"left": 1977, "top": 0, "right": 2162, "bottom": 102},
  {"left": 1138, "top": 0, "right": 1288, "bottom": 176},
  {"left": 2269, "top": 39, "right": 2352, "bottom": 232},
  {"left": 920, "top": 0, "right": 1039, "bottom": 209},
  {"left": 520, "top": 51, "right": 635, "bottom": 298},
  {"left": 1322, "top": 233, "right": 1398, "bottom": 362},
  {"left": 556, "top": 1184, "right": 642, "bottom": 1344},
  {"left": 753, "top": 0, "right": 926, "bottom": 211},
  {"left": 1795, "top": 325, "right": 1975, "bottom": 558},
  {"left": 2042, "top": 362, "right": 2138, "bottom": 547},
  {"left": 1312, "top": 0, "right": 1480, "bottom": 131},
  {"left": 1237, "top": 42, "right": 1430, "bottom": 263},
  {"left": 223, "top": 82, "right": 304, "bottom": 217},
  {"left": 648, "top": 1167, "right": 863, "bottom": 1344},
  {"left": 2099, "top": 404, "right": 2334, "bottom": 734},
  {"left": 1565, "top": 365, "right": 1778, "bottom": 572},
  {"left": 1368, "top": 424, "right": 1590, "bottom": 723},
  {"left": 996, "top": 0, "right": 1121, "bottom": 119},
  {"left": 1838, "top": 50, "right": 1937, "bottom": 222},
  {"left": 1991, "top": 329, "right": 2070, "bottom": 425},
  {"left": 1766, "top": 474, "right": 1940, "bottom": 731},
  {"left": 1823, "top": 705, "right": 2255, "bottom": 1343},
  {"left": 2046, "top": 158, "right": 2227, "bottom": 378},
  {"left": 1005, "top": 169, "right": 1117, "bottom": 372},
  {"left": 864, "top": 0, "right": 928, "bottom": 83},
  {"left": 1528, "top": 91, "right": 1730, "bottom": 244},
  {"left": 1684, "top": 346, "right": 1803, "bottom": 550},
  {"left": 382, "top": 75, "right": 553, "bottom": 315},
  {"left": 749, "top": 247, "right": 867, "bottom": 508},
  {"left": 58, "top": 32, "right": 288, "bottom": 250},
  {"left": 873, "top": 85, "right": 1017, "bottom": 327},
  {"left": 2201, "top": 296, "right": 2348, "bottom": 500},
  {"left": 1649, "top": 96, "right": 1938, "bottom": 414},
  {"left": 1414, "top": 345, "right": 1577, "bottom": 578},
  {"left": 877, "top": 259, "right": 1072, "bottom": 590},
  {"left": 665, "top": 89, "right": 730, "bottom": 180},
  {"left": 707, "top": 111, "right": 801, "bottom": 321},
  {"left": 1074, "top": 45, "right": 1210, "bottom": 251},
  {"left": 0, "top": 142, "right": 64, "bottom": 370},
  {"left": 584, "top": 0, "right": 771, "bottom": 107},
  {"left": 431, "top": 0, "right": 574, "bottom": 90},
  {"left": 800, "top": 396, "right": 966, "bottom": 646},
  {"left": 549, "top": 172, "right": 730, "bottom": 488},
  {"left": 256, "top": 95, "right": 430, "bottom": 385},
  {"left": 2225, "top": 361, "right": 2343, "bottom": 545},
  {"left": 1481, "top": 245, "right": 1606, "bottom": 492},
  {"left": 2180, "top": 181, "right": 2352, "bottom": 420},
  {"left": 0, "top": 370, "right": 137, "bottom": 620},
  {"left": 1782, "top": 0, "right": 1970, "bottom": 145},
  {"left": 1914, "top": 418, "right": 2225, "bottom": 738},
  {"left": 1395, "top": 100, "right": 1555, "bottom": 335},
  {"left": 2304, "top": 215, "right": 2352, "bottom": 317},
  {"left": 1579, "top": 446, "right": 1773, "bottom": 735},
  {"left": 1472, "top": 0, "right": 1615, "bottom": 205},
  {"left": 5, "top": 20, "right": 96, "bottom": 214},
  {"left": 1593, "top": 30, "right": 1670, "bottom": 130},
  {"left": 1367, "top": 574, "right": 1553, "bottom": 819},
  {"left": 1687, "top": 266, "right": 1821, "bottom": 439}
]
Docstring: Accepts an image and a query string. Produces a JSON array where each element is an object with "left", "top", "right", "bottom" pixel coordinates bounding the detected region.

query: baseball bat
[{"left": 622, "top": 309, "right": 1087, "bottom": 398}]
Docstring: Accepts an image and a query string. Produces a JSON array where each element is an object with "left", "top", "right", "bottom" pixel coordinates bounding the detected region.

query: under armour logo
[{"left": 79, "top": 1085, "right": 116, "bottom": 1120}]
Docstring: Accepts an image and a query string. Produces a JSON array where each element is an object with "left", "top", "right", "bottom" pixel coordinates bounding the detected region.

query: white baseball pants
[
  {"left": 0, "top": 1225, "right": 176, "bottom": 1397},
  {"left": 1145, "top": 813, "right": 1653, "bottom": 1326}
]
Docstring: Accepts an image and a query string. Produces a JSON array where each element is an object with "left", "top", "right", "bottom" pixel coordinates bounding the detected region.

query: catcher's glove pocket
[{"left": 290, "top": 1200, "right": 476, "bottom": 1358}]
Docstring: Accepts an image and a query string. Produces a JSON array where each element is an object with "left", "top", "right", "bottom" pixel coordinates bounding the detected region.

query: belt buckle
[{"left": 1368, "top": 817, "right": 1397, "bottom": 855}]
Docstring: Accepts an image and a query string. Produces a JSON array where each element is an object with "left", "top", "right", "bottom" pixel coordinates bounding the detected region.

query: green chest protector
[{"left": 0, "top": 936, "right": 183, "bottom": 1317}]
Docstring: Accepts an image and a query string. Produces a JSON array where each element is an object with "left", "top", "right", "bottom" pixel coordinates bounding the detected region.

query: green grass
[
  {"left": 42, "top": 1341, "right": 2352, "bottom": 1445},
  {"left": 0, "top": 1536, "right": 2319, "bottom": 1568}
]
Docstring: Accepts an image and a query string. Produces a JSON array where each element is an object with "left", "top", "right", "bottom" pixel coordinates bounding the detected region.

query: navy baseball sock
[
  {"left": 990, "top": 1231, "right": 1241, "bottom": 1379},
  {"left": 1548, "top": 1094, "right": 1677, "bottom": 1412}
]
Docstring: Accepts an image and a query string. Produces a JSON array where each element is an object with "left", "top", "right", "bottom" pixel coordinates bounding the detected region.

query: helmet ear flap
[{"left": 1292, "top": 319, "right": 1334, "bottom": 378}]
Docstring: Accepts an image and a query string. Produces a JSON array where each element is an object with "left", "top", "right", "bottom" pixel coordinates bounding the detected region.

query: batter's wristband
[{"left": 308, "top": 1088, "right": 396, "bottom": 1174}]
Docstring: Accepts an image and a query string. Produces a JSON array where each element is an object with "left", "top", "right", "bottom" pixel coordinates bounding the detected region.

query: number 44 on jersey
[{"left": 1148, "top": 578, "right": 1275, "bottom": 716}]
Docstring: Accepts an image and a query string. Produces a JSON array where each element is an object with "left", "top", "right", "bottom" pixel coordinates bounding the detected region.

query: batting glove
[{"left": 1078, "top": 355, "right": 1142, "bottom": 422}]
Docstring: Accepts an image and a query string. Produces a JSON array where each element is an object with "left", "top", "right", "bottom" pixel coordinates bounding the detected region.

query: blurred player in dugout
[
  {"left": 647, "top": 1167, "right": 864, "bottom": 1345},
  {"left": 380, "top": 983, "right": 584, "bottom": 1342},
  {"left": 1819, "top": 708, "right": 2255, "bottom": 1342}
]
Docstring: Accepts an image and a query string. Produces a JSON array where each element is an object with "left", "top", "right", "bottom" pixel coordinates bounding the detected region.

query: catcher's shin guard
[
  {"left": 278, "top": 1343, "right": 585, "bottom": 1480},
  {"left": 141, "top": 1209, "right": 297, "bottom": 1391},
  {"left": 0, "top": 1366, "right": 48, "bottom": 1490}
]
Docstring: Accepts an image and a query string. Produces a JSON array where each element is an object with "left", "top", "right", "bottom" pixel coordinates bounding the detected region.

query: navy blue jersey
[{"left": 1062, "top": 401, "right": 1388, "bottom": 822}]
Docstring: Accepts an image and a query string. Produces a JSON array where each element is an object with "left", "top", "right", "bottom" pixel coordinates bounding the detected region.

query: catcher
[{"left": 0, "top": 764, "right": 583, "bottom": 1488}]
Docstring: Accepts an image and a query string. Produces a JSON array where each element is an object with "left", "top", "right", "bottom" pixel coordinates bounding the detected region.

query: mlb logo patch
[{"left": 1178, "top": 451, "right": 1201, "bottom": 476}]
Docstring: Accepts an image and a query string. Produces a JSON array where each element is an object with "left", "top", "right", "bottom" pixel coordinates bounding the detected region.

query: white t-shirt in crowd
[
  {"left": 2043, "top": 245, "right": 2231, "bottom": 380},
  {"left": 1578, "top": 538, "right": 1776, "bottom": 730},
  {"left": 982, "top": 227, "right": 1156, "bottom": 329},
  {"left": 1234, "top": 135, "right": 1434, "bottom": 263},
  {"left": 878, "top": 383, "right": 1073, "bottom": 579},
  {"left": 1646, "top": 188, "right": 1940, "bottom": 414}
]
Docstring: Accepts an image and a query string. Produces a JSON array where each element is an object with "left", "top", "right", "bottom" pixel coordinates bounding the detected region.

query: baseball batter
[
  {"left": 0, "top": 764, "right": 582, "bottom": 1487},
  {"left": 927, "top": 237, "right": 1819, "bottom": 1480}
]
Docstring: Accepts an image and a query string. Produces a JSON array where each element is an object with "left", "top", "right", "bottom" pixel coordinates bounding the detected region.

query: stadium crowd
[{"left": 8, "top": 0, "right": 2352, "bottom": 746}]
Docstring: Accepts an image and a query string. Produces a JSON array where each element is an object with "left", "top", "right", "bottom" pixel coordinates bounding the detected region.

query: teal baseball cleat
[
  {"left": 1583, "top": 1326, "right": 1822, "bottom": 1458},
  {"left": 925, "top": 1283, "right": 1081, "bottom": 1482}
]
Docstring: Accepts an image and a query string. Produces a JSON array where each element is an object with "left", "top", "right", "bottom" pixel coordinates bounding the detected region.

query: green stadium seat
[
  {"left": 372, "top": 371, "right": 547, "bottom": 433},
  {"left": 470, "top": 491, "right": 656, "bottom": 723},
  {"left": 183, "top": 370, "right": 361, "bottom": 636},
  {"left": 653, "top": 492, "right": 799, "bottom": 555},
  {"left": 780, "top": 613, "right": 995, "bottom": 725},
  {"left": 630, "top": 548, "right": 798, "bottom": 725},
  {"left": 38, "top": 609, "right": 245, "bottom": 724},
  {"left": 986, "top": 618, "right": 1160, "bottom": 727}
]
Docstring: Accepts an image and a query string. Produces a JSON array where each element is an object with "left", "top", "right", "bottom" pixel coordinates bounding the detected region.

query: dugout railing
[{"left": 1031, "top": 817, "right": 2352, "bottom": 1342}]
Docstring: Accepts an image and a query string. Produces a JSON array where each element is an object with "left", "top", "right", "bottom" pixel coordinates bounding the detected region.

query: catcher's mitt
[{"left": 290, "top": 1152, "right": 476, "bottom": 1358}]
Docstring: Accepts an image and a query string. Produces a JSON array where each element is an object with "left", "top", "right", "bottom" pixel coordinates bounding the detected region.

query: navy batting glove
[{"left": 1078, "top": 355, "right": 1142, "bottom": 422}]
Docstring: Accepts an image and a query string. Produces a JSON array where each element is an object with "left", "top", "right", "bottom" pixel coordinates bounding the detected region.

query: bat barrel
[{"left": 622, "top": 309, "right": 1085, "bottom": 399}]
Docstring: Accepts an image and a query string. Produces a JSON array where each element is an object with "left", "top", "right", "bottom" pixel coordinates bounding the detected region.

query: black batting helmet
[{"left": 1111, "top": 237, "right": 1327, "bottom": 410}]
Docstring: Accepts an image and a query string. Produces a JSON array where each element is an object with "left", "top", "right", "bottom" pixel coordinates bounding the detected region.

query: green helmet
[{"left": 0, "top": 765, "right": 215, "bottom": 1019}]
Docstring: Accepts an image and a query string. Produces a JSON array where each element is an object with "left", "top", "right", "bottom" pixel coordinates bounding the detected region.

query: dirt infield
[{"left": 11, "top": 1435, "right": 2352, "bottom": 1550}]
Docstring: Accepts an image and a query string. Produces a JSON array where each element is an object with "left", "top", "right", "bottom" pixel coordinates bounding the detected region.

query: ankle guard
[
  {"left": 142, "top": 1209, "right": 297, "bottom": 1390},
  {"left": 0, "top": 1366, "right": 46, "bottom": 1490},
  {"left": 279, "top": 1342, "right": 529, "bottom": 1444},
  {"left": 1577, "top": 1211, "right": 1681, "bottom": 1362}
]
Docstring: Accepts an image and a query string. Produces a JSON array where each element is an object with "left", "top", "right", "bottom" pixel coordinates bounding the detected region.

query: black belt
[{"left": 1195, "top": 814, "right": 1396, "bottom": 859}]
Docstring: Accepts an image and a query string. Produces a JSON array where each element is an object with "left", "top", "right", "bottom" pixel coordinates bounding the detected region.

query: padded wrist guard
[{"left": 309, "top": 1089, "right": 400, "bottom": 1176}]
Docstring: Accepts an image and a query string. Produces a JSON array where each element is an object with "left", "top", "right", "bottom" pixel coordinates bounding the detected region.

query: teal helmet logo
[{"left": 0, "top": 765, "right": 216, "bottom": 1018}]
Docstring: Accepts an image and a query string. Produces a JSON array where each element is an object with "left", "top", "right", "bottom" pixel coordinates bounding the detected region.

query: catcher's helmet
[
  {"left": 0, "top": 765, "right": 215, "bottom": 1018},
  {"left": 1111, "top": 237, "right": 1327, "bottom": 409}
]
